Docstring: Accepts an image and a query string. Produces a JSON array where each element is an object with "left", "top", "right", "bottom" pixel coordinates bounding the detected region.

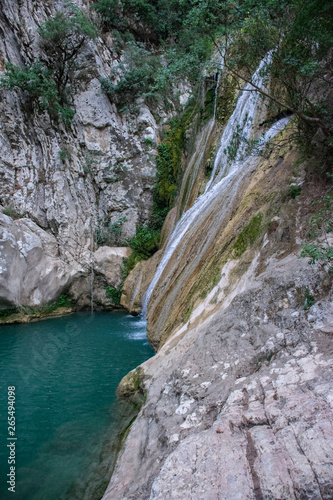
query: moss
[
  {"left": 198, "top": 266, "right": 222, "bottom": 300},
  {"left": 116, "top": 367, "right": 146, "bottom": 409},
  {"left": 216, "top": 74, "right": 238, "bottom": 125},
  {"left": 152, "top": 101, "right": 198, "bottom": 230},
  {"left": 231, "top": 213, "right": 263, "bottom": 258},
  {"left": 201, "top": 86, "right": 216, "bottom": 123},
  {"left": 182, "top": 302, "right": 194, "bottom": 323},
  {"left": 2, "top": 207, "right": 24, "bottom": 219}
]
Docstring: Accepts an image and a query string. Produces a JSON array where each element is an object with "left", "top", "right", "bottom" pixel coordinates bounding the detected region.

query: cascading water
[
  {"left": 181, "top": 69, "right": 222, "bottom": 212},
  {"left": 143, "top": 53, "right": 290, "bottom": 316}
]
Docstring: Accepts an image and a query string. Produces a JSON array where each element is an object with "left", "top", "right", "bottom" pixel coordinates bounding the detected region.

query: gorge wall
[
  {"left": 0, "top": 0, "right": 161, "bottom": 312},
  {"left": 0, "top": 1, "right": 332, "bottom": 498}
]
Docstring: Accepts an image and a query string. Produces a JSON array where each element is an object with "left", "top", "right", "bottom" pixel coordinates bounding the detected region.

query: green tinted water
[{"left": 0, "top": 312, "right": 154, "bottom": 499}]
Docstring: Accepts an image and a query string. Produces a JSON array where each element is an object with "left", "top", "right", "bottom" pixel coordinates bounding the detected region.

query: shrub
[
  {"left": 58, "top": 149, "right": 71, "bottom": 162},
  {"left": 106, "top": 285, "right": 122, "bottom": 305},
  {"left": 95, "top": 216, "right": 127, "bottom": 245},
  {"left": 128, "top": 226, "right": 160, "bottom": 259},
  {"left": 300, "top": 189, "right": 333, "bottom": 274},
  {"left": 38, "top": 5, "right": 98, "bottom": 95}
]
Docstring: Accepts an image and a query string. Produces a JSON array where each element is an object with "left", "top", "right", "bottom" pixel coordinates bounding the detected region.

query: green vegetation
[
  {"left": 106, "top": 285, "right": 122, "bottom": 305},
  {"left": 0, "top": 294, "right": 73, "bottom": 323},
  {"left": 100, "top": 37, "right": 210, "bottom": 113},
  {"left": 95, "top": 216, "right": 127, "bottom": 246},
  {"left": 58, "top": 149, "right": 71, "bottom": 162},
  {"left": 303, "top": 288, "right": 315, "bottom": 310},
  {"left": 190, "top": 0, "right": 333, "bottom": 149},
  {"left": 2, "top": 207, "right": 24, "bottom": 219},
  {"left": 232, "top": 213, "right": 263, "bottom": 258},
  {"left": 0, "top": 307, "right": 20, "bottom": 319},
  {"left": 0, "top": 4, "right": 97, "bottom": 125},
  {"left": 300, "top": 189, "right": 333, "bottom": 274},
  {"left": 38, "top": 5, "right": 98, "bottom": 94},
  {"left": 105, "top": 162, "right": 128, "bottom": 183},
  {"left": 106, "top": 263, "right": 127, "bottom": 305},
  {"left": 289, "top": 185, "right": 302, "bottom": 199},
  {"left": 152, "top": 103, "right": 198, "bottom": 228}
]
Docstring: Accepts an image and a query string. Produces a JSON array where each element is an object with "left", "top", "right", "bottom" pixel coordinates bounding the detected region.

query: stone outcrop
[
  {"left": 69, "top": 246, "right": 132, "bottom": 310},
  {"left": 0, "top": 212, "right": 75, "bottom": 307}
]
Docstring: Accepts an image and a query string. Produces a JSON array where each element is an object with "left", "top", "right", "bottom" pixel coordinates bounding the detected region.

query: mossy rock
[
  {"left": 231, "top": 213, "right": 263, "bottom": 258},
  {"left": 117, "top": 367, "right": 144, "bottom": 398}
]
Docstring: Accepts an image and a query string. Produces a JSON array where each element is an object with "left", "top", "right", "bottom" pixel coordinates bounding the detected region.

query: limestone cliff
[{"left": 0, "top": 0, "right": 159, "bottom": 311}]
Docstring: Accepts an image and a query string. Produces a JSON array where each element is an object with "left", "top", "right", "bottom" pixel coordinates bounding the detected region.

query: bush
[
  {"left": 93, "top": 0, "right": 190, "bottom": 43},
  {"left": 95, "top": 216, "right": 127, "bottom": 245},
  {"left": 106, "top": 285, "right": 122, "bottom": 305},
  {"left": 38, "top": 6, "right": 98, "bottom": 95},
  {"left": 0, "top": 62, "right": 67, "bottom": 118},
  {"left": 128, "top": 226, "right": 160, "bottom": 259},
  {"left": 300, "top": 189, "right": 333, "bottom": 274}
]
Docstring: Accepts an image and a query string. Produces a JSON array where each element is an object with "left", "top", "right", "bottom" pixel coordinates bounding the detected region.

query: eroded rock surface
[
  {"left": 103, "top": 254, "right": 333, "bottom": 499},
  {"left": 0, "top": 213, "right": 75, "bottom": 307},
  {"left": 0, "top": 0, "right": 158, "bottom": 308}
]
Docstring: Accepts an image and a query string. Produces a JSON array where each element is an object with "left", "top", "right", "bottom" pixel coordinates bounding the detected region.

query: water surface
[{"left": 0, "top": 312, "right": 154, "bottom": 499}]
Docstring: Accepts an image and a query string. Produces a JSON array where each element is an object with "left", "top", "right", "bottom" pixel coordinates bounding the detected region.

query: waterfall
[
  {"left": 182, "top": 69, "right": 222, "bottom": 212},
  {"left": 204, "top": 55, "right": 271, "bottom": 192},
  {"left": 143, "top": 54, "right": 289, "bottom": 316}
]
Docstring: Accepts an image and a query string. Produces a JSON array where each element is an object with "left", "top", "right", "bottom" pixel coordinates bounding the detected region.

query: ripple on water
[{"left": 0, "top": 312, "right": 154, "bottom": 500}]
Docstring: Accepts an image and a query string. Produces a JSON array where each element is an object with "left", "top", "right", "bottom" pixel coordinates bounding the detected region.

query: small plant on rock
[{"left": 300, "top": 188, "right": 333, "bottom": 275}]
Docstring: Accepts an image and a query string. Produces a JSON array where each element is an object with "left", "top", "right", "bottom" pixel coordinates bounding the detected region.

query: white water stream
[
  {"left": 181, "top": 70, "right": 221, "bottom": 211},
  {"left": 143, "top": 54, "right": 289, "bottom": 316}
]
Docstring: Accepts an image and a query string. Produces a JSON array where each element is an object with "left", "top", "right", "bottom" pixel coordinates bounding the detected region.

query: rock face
[
  {"left": 120, "top": 250, "right": 162, "bottom": 314},
  {"left": 102, "top": 106, "right": 333, "bottom": 496},
  {"left": 69, "top": 246, "right": 132, "bottom": 310},
  {"left": 0, "top": 0, "right": 159, "bottom": 308},
  {"left": 103, "top": 254, "right": 333, "bottom": 500},
  {"left": 94, "top": 246, "right": 131, "bottom": 287},
  {"left": 0, "top": 213, "right": 75, "bottom": 307}
]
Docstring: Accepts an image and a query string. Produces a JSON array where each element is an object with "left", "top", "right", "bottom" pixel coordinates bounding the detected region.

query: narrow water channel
[{"left": 0, "top": 312, "right": 154, "bottom": 500}]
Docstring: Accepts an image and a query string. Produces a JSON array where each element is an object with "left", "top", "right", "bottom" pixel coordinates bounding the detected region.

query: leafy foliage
[
  {"left": 38, "top": 4, "right": 98, "bottom": 94},
  {"left": 100, "top": 38, "right": 210, "bottom": 112},
  {"left": 93, "top": 0, "right": 192, "bottom": 43},
  {"left": 303, "top": 288, "right": 315, "bottom": 310},
  {"left": 95, "top": 215, "right": 128, "bottom": 246},
  {"left": 0, "top": 62, "right": 69, "bottom": 121},
  {"left": 0, "top": 5, "right": 97, "bottom": 125},
  {"left": 106, "top": 285, "right": 122, "bottom": 305},
  {"left": 300, "top": 189, "right": 333, "bottom": 274},
  {"left": 128, "top": 226, "right": 160, "bottom": 259},
  {"left": 207, "top": 0, "right": 333, "bottom": 143}
]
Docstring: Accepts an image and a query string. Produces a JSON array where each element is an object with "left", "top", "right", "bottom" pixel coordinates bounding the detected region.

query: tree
[
  {"left": 38, "top": 3, "right": 98, "bottom": 96},
  {"left": 184, "top": 0, "right": 333, "bottom": 141},
  {"left": 0, "top": 4, "right": 98, "bottom": 125}
]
